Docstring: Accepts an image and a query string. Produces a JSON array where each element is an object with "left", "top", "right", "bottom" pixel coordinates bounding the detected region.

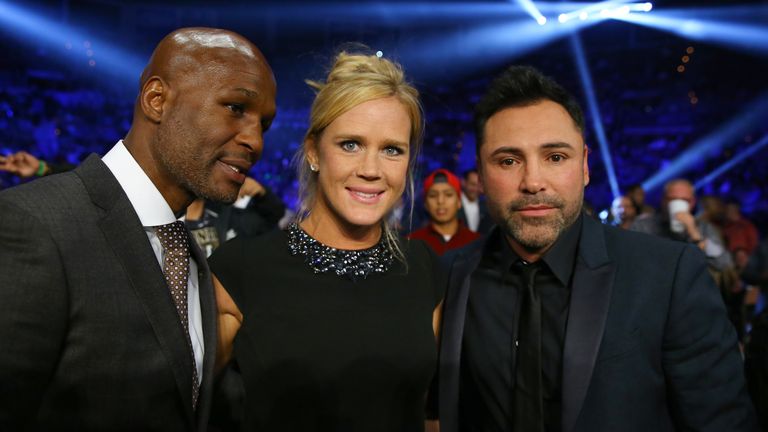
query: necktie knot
[
  {"left": 517, "top": 260, "right": 541, "bottom": 299},
  {"left": 154, "top": 221, "right": 190, "bottom": 258}
]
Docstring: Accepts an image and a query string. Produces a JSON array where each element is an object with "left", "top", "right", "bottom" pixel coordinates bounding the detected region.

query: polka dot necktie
[{"left": 154, "top": 221, "right": 199, "bottom": 409}]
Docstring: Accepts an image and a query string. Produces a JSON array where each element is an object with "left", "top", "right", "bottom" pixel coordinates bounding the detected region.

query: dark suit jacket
[
  {"left": 0, "top": 155, "right": 217, "bottom": 431},
  {"left": 457, "top": 198, "right": 492, "bottom": 235},
  {"left": 439, "top": 214, "right": 758, "bottom": 432}
]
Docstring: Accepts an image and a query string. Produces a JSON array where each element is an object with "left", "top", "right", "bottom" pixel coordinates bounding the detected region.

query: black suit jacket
[
  {"left": 439, "top": 215, "right": 758, "bottom": 432},
  {"left": 0, "top": 155, "right": 217, "bottom": 431}
]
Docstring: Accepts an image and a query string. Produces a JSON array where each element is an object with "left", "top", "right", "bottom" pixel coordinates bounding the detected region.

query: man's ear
[
  {"left": 582, "top": 144, "right": 590, "bottom": 187},
  {"left": 140, "top": 77, "right": 167, "bottom": 123}
]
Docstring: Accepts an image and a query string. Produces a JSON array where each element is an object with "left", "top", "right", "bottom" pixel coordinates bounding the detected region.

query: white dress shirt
[
  {"left": 103, "top": 140, "right": 204, "bottom": 381},
  {"left": 461, "top": 194, "right": 481, "bottom": 232}
]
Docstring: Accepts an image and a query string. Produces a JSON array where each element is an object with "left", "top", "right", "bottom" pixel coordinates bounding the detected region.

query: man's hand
[
  {"left": 674, "top": 211, "right": 706, "bottom": 249},
  {"left": 238, "top": 177, "right": 266, "bottom": 199},
  {"left": 0, "top": 151, "right": 43, "bottom": 178}
]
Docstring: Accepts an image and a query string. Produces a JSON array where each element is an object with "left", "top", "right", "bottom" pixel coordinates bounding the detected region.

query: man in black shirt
[{"left": 437, "top": 66, "right": 758, "bottom": 432}]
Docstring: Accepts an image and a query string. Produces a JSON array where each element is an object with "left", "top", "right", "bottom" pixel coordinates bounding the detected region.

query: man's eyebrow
[
  {"left": 489, "top": 146, "right": 526, "bottom": 157},
  {"left": 489, "top": 142, "right": 576, "bottom": 157},
  {"left": 234, "top": 87, "right": 258, "bottom": 98},
  {"left": 540, "top": 141, "right": 576, "bottom": 150}
]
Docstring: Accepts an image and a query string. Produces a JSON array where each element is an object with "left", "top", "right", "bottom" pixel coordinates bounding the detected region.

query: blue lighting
[
  {"left": 514, "top": 0, "right": 549, "bottom": 25},
  {"left": 0, "top": 1, "right": 145, "bottom": 84},
  {"left": 555, "top": 0, "right": 636, "bottom": 24},
  {"left": 613, "top": 6, "right": 768, "bottom": 54},
  {"left": 569, "top": 33, "right": 620, "bottom": 198},
  {"left": 694, "top": 134, "right": 768, "bottom": 191},
  {"left": 643, "top": 91, "right": 768, "bottom": 192},
  {"left": 399, "top": 17, "right": 598, "bottom": 81}
]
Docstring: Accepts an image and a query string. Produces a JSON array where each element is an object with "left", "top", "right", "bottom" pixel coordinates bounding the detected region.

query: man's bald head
[
  {"left": 124, "top": 27, "right": 277, "bottom": 214},
  {"left": 139, "top": 27, "right": 272, "bottom": 91}
]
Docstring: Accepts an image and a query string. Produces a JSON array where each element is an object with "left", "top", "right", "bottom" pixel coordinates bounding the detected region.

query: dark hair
[
  {"left": 474, "top": 65, "right": 585, "bottom": 153},
  {"left": 462, "top": 168, "right": 478, "bottom": 179}
]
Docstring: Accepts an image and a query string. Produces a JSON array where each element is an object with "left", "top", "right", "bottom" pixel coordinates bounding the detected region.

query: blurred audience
[
  {"left": 408, "top": 168, "right": 480, "bottom": 255},
  {"left": 0, "top": 150, "right": 73, "bottom": 178},
  {"left": 458, "top": 168, "right": 491, "bottom": 234},
  {"left": 185, "top": 177, "right": 285, "bottom": 257},
  {"left": 724, "top": 201, "right": 761, "bottom": 256},
  {"left": 626, "top": 183, "right": 655, "bottom": 217},
  {"left": 610, "top": 195, "right": 637, "bottom": 229}
]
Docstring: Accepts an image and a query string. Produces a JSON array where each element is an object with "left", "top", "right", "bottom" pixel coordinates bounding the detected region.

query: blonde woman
[{"left": 209, "top": 52, "right": 442, "bottom": 431}]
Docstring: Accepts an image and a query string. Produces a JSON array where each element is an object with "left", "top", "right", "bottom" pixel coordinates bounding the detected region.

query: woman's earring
[{"left": 310, "top": 163, "right": 318, "bottom": 172}]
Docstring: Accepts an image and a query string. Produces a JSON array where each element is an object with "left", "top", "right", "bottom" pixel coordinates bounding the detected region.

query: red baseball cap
[{"left": 423, "top": 168, "right": 461, "bottom": 197}]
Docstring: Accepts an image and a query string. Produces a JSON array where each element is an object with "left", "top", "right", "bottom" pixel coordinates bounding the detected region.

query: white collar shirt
[{"left": 102, "top": 140, "right": 204, "bottom": 381}]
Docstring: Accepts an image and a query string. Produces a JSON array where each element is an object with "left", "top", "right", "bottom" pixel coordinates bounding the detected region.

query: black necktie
[
  {"left": 514, "top": 261, "right": 544, "bottom": 431},
  {"left": 155, "top": 221, "right": 199, "bottom": 409}
]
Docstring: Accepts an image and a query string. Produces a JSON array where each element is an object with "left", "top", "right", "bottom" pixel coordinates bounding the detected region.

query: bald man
[{"left": 0, "top": 28, "right": 276, "bottom": 431}]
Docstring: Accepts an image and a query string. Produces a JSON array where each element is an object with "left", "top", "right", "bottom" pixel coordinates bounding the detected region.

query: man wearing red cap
[{"left": 409, "top": 168, "right": 480, "bottom": 255}]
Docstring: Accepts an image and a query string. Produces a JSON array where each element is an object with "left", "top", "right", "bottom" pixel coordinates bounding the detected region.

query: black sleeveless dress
[{"left": 209, "top": 226, "right": 442, "bottom": 431}]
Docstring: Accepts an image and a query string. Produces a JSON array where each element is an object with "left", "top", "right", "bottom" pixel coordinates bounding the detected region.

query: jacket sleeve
[
  {"left": 662, "top": 244, "right": 759, "bottom": 431},
  {"left": 0, "top": 197, "right": 68, "bottom": 428}
]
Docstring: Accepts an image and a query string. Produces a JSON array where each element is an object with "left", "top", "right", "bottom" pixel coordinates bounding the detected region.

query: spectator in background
[
  {"left": 458, "top": 168, "right": 490, "bottom": 233},
  {"left": 610, "top": 195, "right": 636, "bottom": 229},
  {"left": 745, "top": 237, "right": 768, "bottom": 430},
  {"left": 698, "top": 195, "right": 726, "bottom": 228},
  {"left": 0, "top": 150, "right": 74, "bottom": 178},
  {"left": 185, "top": 176, "right": 285, "bottom": 256},
  {"left": 631, "top": 178, "right": 733, "bottom": 272},
  {"left": 626, "top": 183, "right": 655, "bottom": 217},
  {"left": 724, "top": 201, "right": 760, "bottom": 255},
  {"left": 409, "top": 168, "right": 480, "bottom": 255},
  {"left": 631, "top": 179, "right": 744, "bottom": 338}
]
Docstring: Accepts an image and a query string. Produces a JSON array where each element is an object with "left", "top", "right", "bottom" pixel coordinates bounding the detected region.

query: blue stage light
[
  {"left": 694, "top": 134, "right": 768, "bottom": 191},
  {"left": 555, "top": 0, "right": 636, "bottom": 24},
  {"left": 643, "top": 92, "right": 768, "bottom": 192},
  {"left": 399, "top": 17, "right": 597, "bottom": 81},
  {"left": 514, "top": 0, "right": 549, "bottom": 26},
  {"left": 0, "top": 1, "right": 145, "bottom": 84},
  {"left": 569, "top": 33, "right": 620, "bottom": 198},
  {"left": 612, "top": 5, "right": 768, "bottom": 54}
]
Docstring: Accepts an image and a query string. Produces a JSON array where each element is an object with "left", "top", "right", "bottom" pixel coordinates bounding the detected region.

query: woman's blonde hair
[{"left": 294, "top": 51, "right": 424, "bottom": 263}]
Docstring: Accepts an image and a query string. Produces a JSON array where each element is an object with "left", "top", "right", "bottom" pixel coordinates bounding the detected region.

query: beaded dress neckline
[{"left": 286, "top": 223, "right": 394, "bottom": 279}]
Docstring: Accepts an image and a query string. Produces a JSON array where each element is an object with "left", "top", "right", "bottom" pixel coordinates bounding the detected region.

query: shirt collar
[
  {"left": 483, "top": 213, "right": 583, "bottom": 286},
  {"left": 102, "top": 140, "right": 177, "bottom": 227},
  {"left": 541, "top": 213, "right": 582, "bottom": 286}
]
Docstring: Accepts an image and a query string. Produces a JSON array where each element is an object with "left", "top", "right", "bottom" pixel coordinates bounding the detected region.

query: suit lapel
[
  {"left": 190, "top": 234, "right": 217, "bottom": 429},
  {"left": 76, "top": 155, "right": 196, "bottom": 427},
  {"left": 561, "top": 216, "right": 616, "bottom": 432},
  {"left": 439, "top": 241, "right": 484, "bottom": 432}
]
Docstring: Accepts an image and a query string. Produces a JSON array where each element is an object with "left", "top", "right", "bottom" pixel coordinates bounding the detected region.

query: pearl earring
[{"left": 310, "top": 164, "right": 318, "bottom": 172}]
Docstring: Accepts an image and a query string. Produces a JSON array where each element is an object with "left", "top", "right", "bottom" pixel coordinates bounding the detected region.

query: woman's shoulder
[
  {"left": 221, "top": 227, "right": 286, "bottom": 255},
  {"left": 209, "top": 228, "right": 288, "bottom": 273},
  {"left": 399, "top": 237, "right": 445, "bottom": 307},
  {"left": 402, "top": 236, "right": 434, "bottom": 264}
]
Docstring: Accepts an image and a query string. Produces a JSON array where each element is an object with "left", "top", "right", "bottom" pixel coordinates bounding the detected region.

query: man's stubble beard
[
  {"left": 492, "top": 190, "right": 583, "bottom": 253},
  {"left": 154, "top": 119, "right": 239, "bottom": 204}
]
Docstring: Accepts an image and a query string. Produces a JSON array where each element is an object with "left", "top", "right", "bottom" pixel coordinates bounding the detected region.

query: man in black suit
[
  {"left": 0, "top": 27, "right": 276, "bottom": 431},
  {"left": 438, "top": 66, "right": 757, "bottom": 431}
]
